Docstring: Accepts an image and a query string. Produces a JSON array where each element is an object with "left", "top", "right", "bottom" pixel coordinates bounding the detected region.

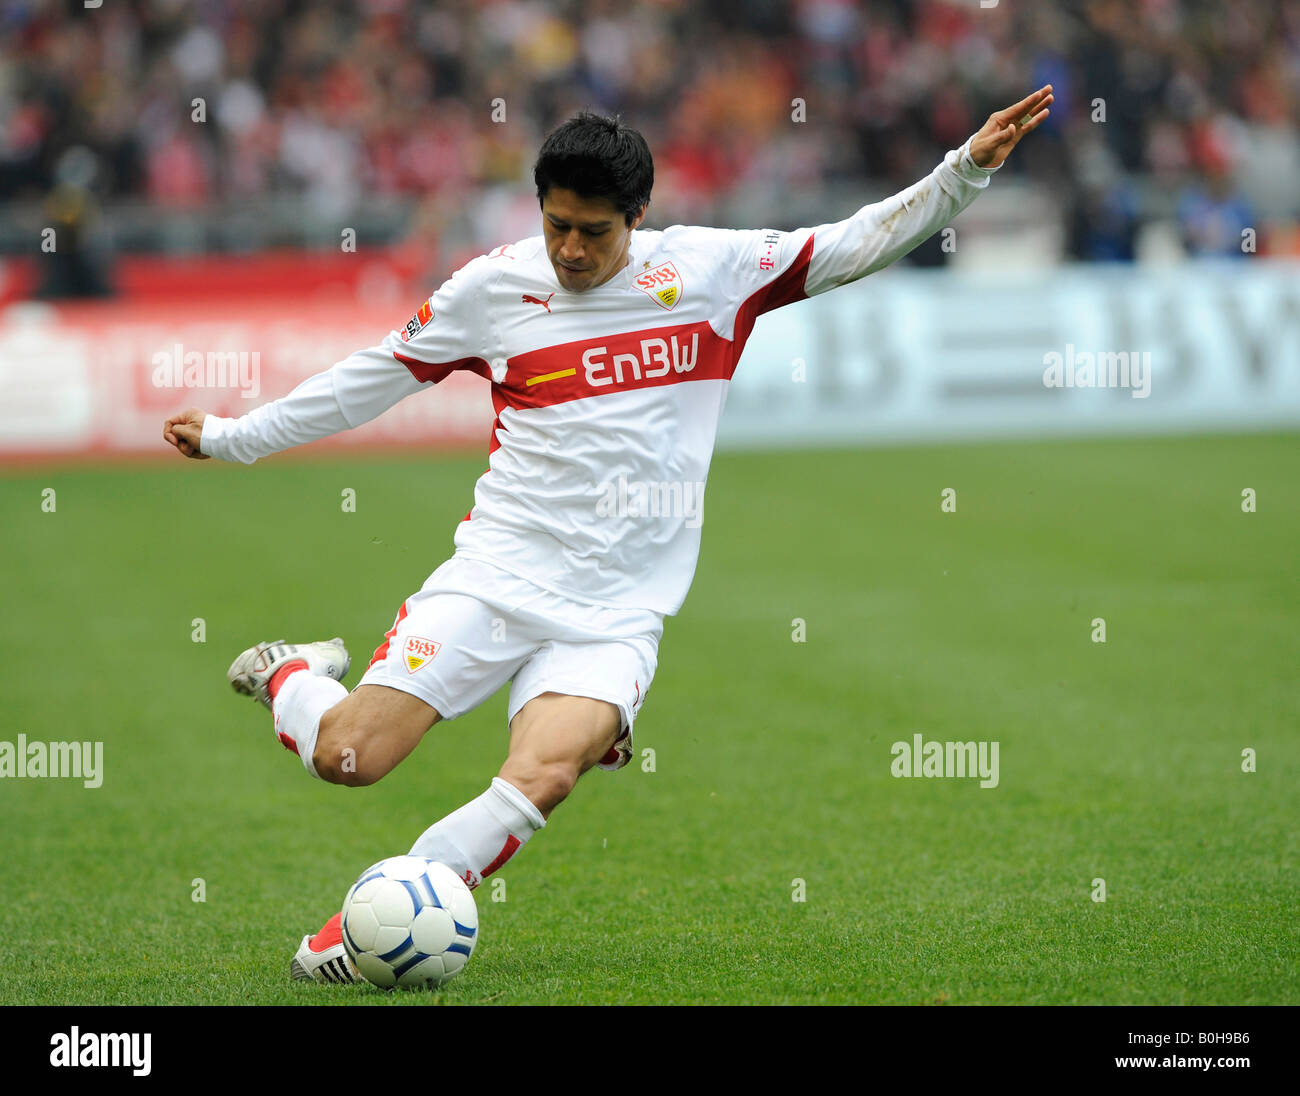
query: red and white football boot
[{"left": 289, "top": 912, "right": 360, "bottom": 985}]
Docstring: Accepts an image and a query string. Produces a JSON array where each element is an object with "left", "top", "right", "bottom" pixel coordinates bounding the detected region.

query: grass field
[{"left": 1, "top": 431, "right": 1296, "bottom": 1005}]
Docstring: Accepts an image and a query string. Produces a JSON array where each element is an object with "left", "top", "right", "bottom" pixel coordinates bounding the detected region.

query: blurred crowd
[{"left": 3, "top": 0, "right": 1299, "bottom": 263}]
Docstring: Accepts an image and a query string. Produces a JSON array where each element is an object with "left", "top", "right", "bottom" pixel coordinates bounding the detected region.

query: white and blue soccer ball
[{"left": 341, "top": 856, "right": 478, "bottom": 989}]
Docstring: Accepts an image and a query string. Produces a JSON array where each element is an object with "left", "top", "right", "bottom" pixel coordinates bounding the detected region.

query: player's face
[{"left": 542, "top": 188, "right": 645, "bottom": 292}]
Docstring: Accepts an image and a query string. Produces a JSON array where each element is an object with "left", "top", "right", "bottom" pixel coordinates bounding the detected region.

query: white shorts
[{"left": 357, "top": 554, "right": 663, "bottom": 770}]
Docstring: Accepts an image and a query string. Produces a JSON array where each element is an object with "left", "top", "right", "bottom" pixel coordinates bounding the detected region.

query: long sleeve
[
  {"left": 801, "top": 135, "right": 999, "bottom": 295},
  {"left": 200, "top": 343, "right": 426, "bottom": 464},
  {"left": 200, "top": 254, "right": 494, "bottom": 464},
  {"left": 690, "top": 135, "right": 1000, "bottom": 318}
]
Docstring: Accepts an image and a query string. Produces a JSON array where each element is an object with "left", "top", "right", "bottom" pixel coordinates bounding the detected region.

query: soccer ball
[{"left": 340, "top": 856, "right": 478, "bottom": 989}]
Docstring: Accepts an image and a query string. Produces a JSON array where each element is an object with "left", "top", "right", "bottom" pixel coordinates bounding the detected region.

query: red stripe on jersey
[
  {"left": 492, "top": 236, "right": 814, "bottom": 412},
  {"left": 392, "top": 351, "right": 491, "bottom": 385},
  {"left": 501, "top": 320, "right": 721, "bottom": 410},
  {"left": 394, "top": 236, "right": 813, "bottom": 466},
  {"left": 368, "top": 601, "right": 409, "bottom": 668},
  {"left": 480, "top": 834, "right": 522, "bottom": 879},
  {"left": 735, "top": 234, "right": 814, "bottom": 350},
  {"left": 488, "top": 384, "right": 512, "bottom": 455}
]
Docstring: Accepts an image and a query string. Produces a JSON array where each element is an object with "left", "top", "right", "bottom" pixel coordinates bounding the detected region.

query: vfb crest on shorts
[
  {"left": 403, "top": 636, "right": 441, "bottom": 673},
  {"left": 401, "top": 299, "right": 434, "bottom": 342},
  {"left": 634, "top": 262, "right": 683, "bottom": 311}
]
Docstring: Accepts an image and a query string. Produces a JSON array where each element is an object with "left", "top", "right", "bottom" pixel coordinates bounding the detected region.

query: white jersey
[{"left": 202, "top": 138, "right": 998, "bottom": 614}]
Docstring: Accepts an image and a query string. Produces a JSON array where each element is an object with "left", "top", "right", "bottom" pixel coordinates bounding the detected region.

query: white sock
[
  {"left": 408, "top": 777, "right": 546, "bottom": 890},
  {"left": 271, "top": 671, "right": 348, "bottom": 780}
]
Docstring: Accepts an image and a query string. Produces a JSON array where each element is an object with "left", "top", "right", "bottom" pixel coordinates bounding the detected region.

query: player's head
[{"left": 534, "top": 111, "right": 653, "bottom": 293}]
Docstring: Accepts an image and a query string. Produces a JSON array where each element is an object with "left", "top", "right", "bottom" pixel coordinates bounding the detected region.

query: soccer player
[{"left": 164, "top": 87, "right": 1052, "bottom": 984}]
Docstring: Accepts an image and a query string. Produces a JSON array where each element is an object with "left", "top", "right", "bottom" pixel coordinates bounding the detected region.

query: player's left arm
[
  {"left": 802, "top": 84, "right": 1053, "bottom": 294},
  {"left": 966, "top": 84, "right": 1054, "bottom": 170},
  {"left": 716, "top": 85, "right": 1053, "bottom": 310}
]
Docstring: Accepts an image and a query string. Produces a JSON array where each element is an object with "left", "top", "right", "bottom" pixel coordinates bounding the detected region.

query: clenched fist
[{"left": 163, "top": 408, "right": 209, "bottom": 460}]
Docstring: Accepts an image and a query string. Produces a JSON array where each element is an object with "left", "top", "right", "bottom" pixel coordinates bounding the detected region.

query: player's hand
[
  {"left": 163, "top": 408, "right": 210, "bottom": 460},
  {"left": 969, "top": 85, "right": 1053, "bottom": 170}
]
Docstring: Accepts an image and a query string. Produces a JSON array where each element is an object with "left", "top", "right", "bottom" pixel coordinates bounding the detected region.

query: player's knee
[
  {"left": 542, "top": 764, "right": 579, "bottom": 808},
  {"left": 504, "top": 759, "right": 579, "bottom": 815},
  {"left": 316, "top": 751, "right": 383, "bottom": 787},
  {"left": 312, "top": 741, "right": 377, "bottom": 786}
]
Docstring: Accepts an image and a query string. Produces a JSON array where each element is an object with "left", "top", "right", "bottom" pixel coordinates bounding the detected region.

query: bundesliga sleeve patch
[{"left": 401, "top": 299, "right": 434, "bottom": 342}]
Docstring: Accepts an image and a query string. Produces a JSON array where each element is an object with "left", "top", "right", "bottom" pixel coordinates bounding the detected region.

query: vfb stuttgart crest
[
  {"left": 403, "top": 636, "right": 441, "bottom": 673},
  {"left": 634, "top": 262, "right": 683, "bottom": 310}
]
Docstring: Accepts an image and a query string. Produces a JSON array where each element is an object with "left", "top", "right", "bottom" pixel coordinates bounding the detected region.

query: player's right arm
[
  {"left": 173, "top": 343, "right": 429, "bottom": 465},
  {"left": 163, "top": 255, "right": 493, "bottom": 464}
]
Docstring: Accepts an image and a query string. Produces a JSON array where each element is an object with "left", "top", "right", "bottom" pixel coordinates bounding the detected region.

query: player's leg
[
  {"left": 229, "top": 637, "right": 443, "bottom": 786},
  {"left": 497, "top": 692, "right": 623, "bottom": 818},
  {"left": 294, "top": 693, "right": 623, "bottom": 984},
  {"left": 288, "top": 562, "right": 658, "bottom": 983},
  {"left": 226, "top": 636, "right": 354, "bottom": 775},
  {"left": 240, "top": 573, "right": 533, "bottom": 786},
  {"left": 310, "top": 667, "right": 625, "bottom": 792},
  {"left": 403, "top": 628, "right": 657, "bottom": 892},
  {"left": 311, "top": 684, "right": 441, "bottom": 786},
  {"left": 405, "top": 692, "right": 621, "bottom": 893}
]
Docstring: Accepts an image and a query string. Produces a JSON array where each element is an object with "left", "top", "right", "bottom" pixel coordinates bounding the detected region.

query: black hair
[{"left": 533, "top": 111, "right": 653, "bottom": 227}]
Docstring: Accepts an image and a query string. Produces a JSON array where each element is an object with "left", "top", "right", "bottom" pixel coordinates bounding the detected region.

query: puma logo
[{"left": 522, "top": 293, "right": 554, "bottom": 312}]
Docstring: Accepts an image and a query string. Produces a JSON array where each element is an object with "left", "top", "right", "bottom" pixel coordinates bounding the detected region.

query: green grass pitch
[{"left": 1, "top": 431, "right": 1295, "bottom": 1005}]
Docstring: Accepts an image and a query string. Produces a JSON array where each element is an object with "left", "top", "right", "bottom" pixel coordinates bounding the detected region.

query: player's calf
[
  {"left": 498, "top": 692, "right": 624, "bottom": 817},
  {"left": 401, "top": 695, "right": 619, "bottom": 889},
  {"left": 312, "top": 684, "right": 442, "bottom": 786}
]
